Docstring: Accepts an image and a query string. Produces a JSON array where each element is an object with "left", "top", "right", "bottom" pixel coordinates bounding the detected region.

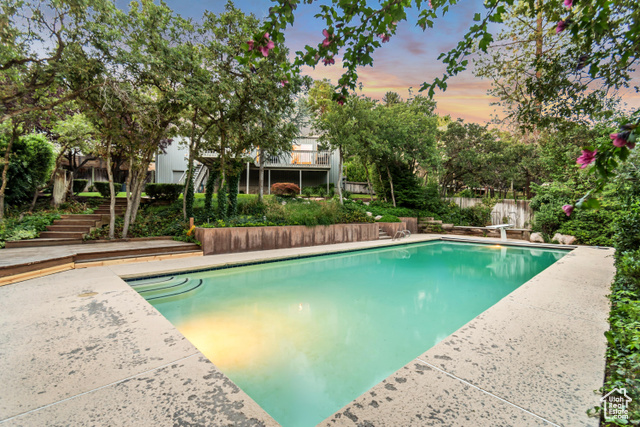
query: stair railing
[{"left": 392, "top": 229, "right": 411, "bottom": 241}]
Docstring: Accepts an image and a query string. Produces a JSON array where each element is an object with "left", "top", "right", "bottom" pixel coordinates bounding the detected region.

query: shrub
[
  {"left": 0, "top": 211, "right": 60, "bottom": 248},
  {"left": 93, "top": 181, "right": 115, "bottom": 198},
  {"left": 376, "top": 214, "right": 400, "bottom": 222},
  {"left": 271, "top": 182, "right": 300, "bottom": 197},
  {"left": 145, "top": 183, "right": 183, "bottom": 202},
  {"left": 317, "top": 186, "right": 327, "bottom": 198},
  {"left": 302, "top": 187, "right": 314, "bottom": 197},
  {"left": 72, "top": 179, "right": 88, "bottom": 195},
  {"left": 0, "top": 133, "right": 55, "bottom": 207}
]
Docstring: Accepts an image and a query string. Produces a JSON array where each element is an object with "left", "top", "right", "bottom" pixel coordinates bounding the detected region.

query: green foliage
[
  {"left": 301, "top": 187, "right": 314, "bottom": 197},
  {"left": 227, "top": 172, "right": 240, "bottom": 217},
  {"left": 615, "top": 201, "right": 640, "bottom": 253},
  {"left": 0, "top": 133, "right": 55, "bottom": 207},
  {"left": 72, "top": 179, "right": 88, "bottom": 195},
  {"left": 530, "top": 183, "right": 574, "bottom": 236},
  {"left": 599, "top": 199, "right": 640, "bottom": 424},
  {"left": 203, "top": 167, "right": 217, "bottom": 215},
  {"left": 376, "top": 214, "right": 400, "bottom": 223},
  {"left": 217, "top": 178, "right": 228, "bottom": 220},
  {"left": 93, "top": 181, "right": 114, "bottom": 198},
  {"left": 184, "top": 167, "right": 195, "bottom": 219},
  {"left": 144, "top": 183, "right": 182, "bottom": 202},
  {"left": 271, "top": 182, "right": 300, "bottom": 196},
  {"left": 366, "top": 200, "right": 416, "bottom": 218},
  {"left": 0, "top": 211, "right": 60, "bottom": 248}
]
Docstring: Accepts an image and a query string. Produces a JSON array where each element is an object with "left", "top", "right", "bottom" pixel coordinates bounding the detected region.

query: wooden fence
[{"left": 447, "top": 198, "right": 532, "bottom": 229}]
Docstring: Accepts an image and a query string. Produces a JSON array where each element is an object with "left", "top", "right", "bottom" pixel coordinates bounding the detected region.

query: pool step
[{"left": 129, "top": 277, "right": 204, "bottom": 302}]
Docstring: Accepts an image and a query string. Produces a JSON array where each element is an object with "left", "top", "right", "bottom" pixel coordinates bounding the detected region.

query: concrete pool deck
[{"left": 0, "top": 235, "right": 614, "bottom": 426}]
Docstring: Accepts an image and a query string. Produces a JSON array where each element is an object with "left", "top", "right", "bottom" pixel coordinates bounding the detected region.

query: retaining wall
[{"left": 195, "top": 223, "right": 393, "bottom": 256}]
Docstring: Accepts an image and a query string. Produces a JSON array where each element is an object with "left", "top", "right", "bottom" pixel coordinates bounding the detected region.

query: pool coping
[{"left": 0, "top": 234, "right": 614, "bottom": 426}]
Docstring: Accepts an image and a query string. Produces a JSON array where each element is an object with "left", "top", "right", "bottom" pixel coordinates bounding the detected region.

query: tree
[
  {"left": 473, "top": 0, "right": 621, "bottom": 128},
  {"left": 0, "top": 0, "right": 114, "bottom": 125},
  {"left": 51, "top": 113, "right": 97, "bottom": 203},
  {"left": 191, "top": 2, "right": 305, "bottom": 217},
  {"left": 248, "top": 0, "right": 637, "bottom": 129},
  {"left": 0, "top": 128, "right": 54, "bottom": 217}
]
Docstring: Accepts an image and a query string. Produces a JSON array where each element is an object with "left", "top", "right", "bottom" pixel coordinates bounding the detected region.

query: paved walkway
[
  {"left": 0, "top": 236, "right": 614, "bottom": 426},
  {"left": 0, "top": 240, "right": 197, "bottom": 268}
]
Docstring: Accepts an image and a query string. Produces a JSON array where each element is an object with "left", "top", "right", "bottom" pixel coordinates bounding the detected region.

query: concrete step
[
  {"left": 379, "top": 236, "right": 392, "bottom": 240},
  {"left": 4, "top": 238, "right": 83, "bottom": 248},
  {"left": 46, "top": 225, "right": 93, "bottom": 233},
  {"left": 93, "top": 209, "right": 125, "bottom": 215},
  {"left": 60, "top": 214, "right": 104, "bottom": 220},
  {"left": 73, "top": 243, "right": 202, "bottom": 263},
  {"left": 75, "top": 249, "right": 202, "bottom": 265},
  {"left": 39, "top": 231, "right": 86, "bottom": 239},
  {"left": 53, "top": 219, "right": 99, "bottom": 226}
]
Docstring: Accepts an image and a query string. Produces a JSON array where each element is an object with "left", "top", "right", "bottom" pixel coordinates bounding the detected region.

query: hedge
[
  {"left": 145, "top": 183, "right": 183, "bottom": 202},
  {"left": 93, "top": 181, "right": 114, "bottom": 198},
  {"left": 72, "top": 179, "right": 88, "bottom": 194}
]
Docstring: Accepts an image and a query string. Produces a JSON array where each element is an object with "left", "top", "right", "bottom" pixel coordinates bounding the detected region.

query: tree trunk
[
  {"left": 258, "top": 146, "right": 265, "bottom": 203},
  {"left": 183, "top": 146, "right": 195, "bottom": 220},
  {"left": 337, "top": 148, "right": 344, "bottom": 205},
  {"left": 0, "top": 128, "right": 17, "bottom": 220},
  {"left": 129, "top": 172, "right": 145, "bottom": 225},
  {"left": 52, "top": 169, "right": 68, "bottom": 208},
  {"left": 227, "top": 169, "right": 240, "bottom": 217},
  {"left": 121, "top": 158, "right": 135, "bottom": 239},
  {"left": 386, "top": 165, "right": 396, "bottom": 208},
  {"left": 362, "top": 159, "right": 373, "bottom": 196},
  {"left": 105, "top": 138, "right": 116, "bottom": 240},
  {"left": 376, "top": 164, "right": 387, "bottom": 202},
  {"left": 203, "top": 165, "right": 217, "bottom": 218}
]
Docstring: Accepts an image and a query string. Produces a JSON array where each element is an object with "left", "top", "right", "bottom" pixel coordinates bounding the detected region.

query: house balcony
[{"left": 199, "top": 150, "right": 332, "bottom": 169}]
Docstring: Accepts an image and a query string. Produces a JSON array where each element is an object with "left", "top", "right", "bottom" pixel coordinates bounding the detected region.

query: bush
[
  {"left": 271, "top": 182, "right": 300, "bottom": 197},
  {"left": 145, "top": 183, "right": 183, "bottom": 202},
  {"left": 72, "top": 179, "right": 88, "bottom": 195},
  {"left": 376, "top": 214, "right": 400, "bottom": 222},
  {"left": 302, "top": 187, "right": 314, "bottom": 197},
  {"left": 0, "top": 133, "right": 55, "bottom": 207},
  {"left": 0, "top": 211, "right": 60, "bottom": 248},
  {"left": 93, "top": 181, "right": 115, "bottom": 198}
]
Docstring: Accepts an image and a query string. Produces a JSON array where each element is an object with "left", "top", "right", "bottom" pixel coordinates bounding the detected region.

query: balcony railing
[
  {"left": 265, "top": 150, "right": 331, "bottom": 168},
  {"left": 200, "top": 150, "right": 332, "bottom": 168}
]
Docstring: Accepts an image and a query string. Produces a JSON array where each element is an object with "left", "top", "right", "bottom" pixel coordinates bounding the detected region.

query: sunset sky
[{"left": 132, "top": 0, "right": 639, "bottom": 125}]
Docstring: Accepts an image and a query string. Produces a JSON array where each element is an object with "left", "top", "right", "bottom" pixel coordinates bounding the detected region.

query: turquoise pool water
[{"left": 128, "top": 241, "right": 567, "bottom": 427}]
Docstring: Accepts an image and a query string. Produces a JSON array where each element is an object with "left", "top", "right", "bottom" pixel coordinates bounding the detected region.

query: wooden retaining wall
[{"left": 195, "top": 223, "right": 388, "bottom": 256}]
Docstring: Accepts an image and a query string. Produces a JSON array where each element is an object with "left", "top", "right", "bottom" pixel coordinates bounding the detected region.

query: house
[{"left": 155, "top": 136, "right": 341, "bottom": 194}]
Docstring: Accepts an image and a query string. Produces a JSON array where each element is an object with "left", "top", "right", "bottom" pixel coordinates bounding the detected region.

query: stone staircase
[
  {"left": 378, "top": 226, "right": 392, "bottom": 240},
  {"left": 6, "top": 199, "right": 127, "bottom": 248},
  {"left": 418, "top": 217, "right": 454, "bottom": 233}
]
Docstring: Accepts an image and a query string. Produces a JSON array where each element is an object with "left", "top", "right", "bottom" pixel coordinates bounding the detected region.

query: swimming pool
[{"left": 127, "top": 241, "right": 567, "bottom": 427}]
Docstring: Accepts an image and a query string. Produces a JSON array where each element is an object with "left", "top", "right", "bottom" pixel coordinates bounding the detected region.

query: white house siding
[{"left": 156, "top": 137, "right": 189, "bottom": 184}]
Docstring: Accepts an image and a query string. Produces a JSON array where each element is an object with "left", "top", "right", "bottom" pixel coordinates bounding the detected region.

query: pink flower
[
  {"left": 322, "top": 29, "right": 332, "bottom": 47},
  {"left": 322, "top": 56, "right": 335, "bottom": 66},
  {"left": 256, "top": 33, "right": 275, "bottom": 57},
  {"left": 610, "top": 132, "right": 635, "bottom": 149},
  {"left": 576, "top": 149, "right": 597, "bottom": 168},
  {"left": 556, "top": 20, "right": 569, "bottom": 34},
  {"left": 258, "top": 41, "right": 275, "bottom": 57},
  {"left": 428, "top": 0, "right": 433, "bottom": 8},
  {"left": 378, "top": 34, "right": 390, "bottom": 43},
  {"left": 247, "top": 40, "right": 254, "bottom": 51},
  {"left": 562, "top": 204, "right": 574, "bottom": 217},
  {"left": 611, "top": 133, "right": 627, "bottom": 148},
  {"left": 279, "top": 80, "right": 288, "bottom": 87},
  {"left": 563, "top": 0, "right": 573, "bottom": 8}
]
